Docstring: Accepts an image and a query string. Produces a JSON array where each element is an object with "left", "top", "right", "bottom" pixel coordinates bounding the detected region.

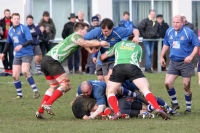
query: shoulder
[{"left": 166, "top": 27, "right": 174, "bottom": 35}]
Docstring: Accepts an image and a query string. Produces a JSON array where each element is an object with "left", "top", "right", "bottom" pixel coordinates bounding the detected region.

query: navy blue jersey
[
  {"left": 7, "top": 24, "right": 33, "bottom": 57},
  {"left": 164, "top": 26, "right": 199, "bottom": 62},
  {"left": 77, "top": 80, "right": 106, "bottom": 105},
  {"left": 84, "top": 27, "right": 134, "bottom": 61},
  {"left": 122, "top": 80, "right": 139, "bottom": 92}
]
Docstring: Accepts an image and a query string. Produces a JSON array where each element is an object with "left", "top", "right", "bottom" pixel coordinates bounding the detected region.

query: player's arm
[
  {"left": 132, "top": 29, "right": 140, "bottom": 44},
  {"left": 100, "top": 45, "right": 116, "bottom": 61},
  {"left": 89, "top": 104, "right": 106, "bottom": 119},
  {"left": 160, "top": 32, "right": 170, "bottom": 67},
  {"left": 77, "top": 38, "right": 109, "bottom": 48},
  {"left": 0, "top": 33, "right": 12, "bottom": 60}
]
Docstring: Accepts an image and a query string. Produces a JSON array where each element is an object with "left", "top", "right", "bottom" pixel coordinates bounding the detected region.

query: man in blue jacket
[
  {"left": 160, "top": 15, "right": 199, "bottom": 114},
  {"left": 26, "top": 15, "right": 42, "bottom": 75},
  {"left": 118, "top": 11, "right": 137, "bottom": 29}
]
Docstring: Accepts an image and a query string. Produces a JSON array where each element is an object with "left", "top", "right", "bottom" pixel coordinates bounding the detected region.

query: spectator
[
  {"left": 26, "top": 15, "right": 43, "bottom": 75},
  {"left": 153, "top": 14, "right": 169, "bottom": 71},
  {"left": 39, "top": 11, "right": 56, "bottom": 52},
  {"left": 138, "top": 10, "right": 160, "bottom": 73},
  {"left": 39, "top": 24, "right": 52, "bottom": 57},
  {"left": 180, "top": 14, "right": 194, "bottom": 30},
  {"left": 96, "top": 13, "right": 101, "bottom": 24},
  {"left": 76, "top": 11, "right": 89, "bottom": 73},
  {"left": 0, "top": 9, "right": 14, "bottom": 74},
  {"left": 88, "top": 16, "right": 100, "bottom": 74},
  {"left": 118, "top": 11, "right": 137, "bottom": 29},
  {"left": 62, "top": 13, "right": 81, "bottom": 74}
]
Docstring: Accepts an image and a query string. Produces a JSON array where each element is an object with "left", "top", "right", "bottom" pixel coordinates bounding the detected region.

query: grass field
[{"left": 0, "top": 73, "right": 200, "bottom": 133}]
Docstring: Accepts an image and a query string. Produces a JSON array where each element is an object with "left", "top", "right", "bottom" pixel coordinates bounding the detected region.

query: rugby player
[
  {"left": 100, "top": 35, "right": 170, "bottom": 120},
  {"left": 35, "top": 22, "right": 109, "bottom": 119}
]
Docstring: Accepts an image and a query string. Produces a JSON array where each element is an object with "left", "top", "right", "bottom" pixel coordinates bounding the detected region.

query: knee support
[
  {"left": 59, "top": 78, "right": 71, "bottom": 92},
  {"left": 49, "top": 82, "right": 59, "bottom": 89}
]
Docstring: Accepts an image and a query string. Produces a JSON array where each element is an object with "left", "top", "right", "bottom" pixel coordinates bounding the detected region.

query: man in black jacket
[
  {"left": 62, "top": 13, "right": 81, "bottom": 74},
  {"left": 181, "top": 14, "right": 194, "bottom": 30},
  {"left": 138, "top": 10, "right": 159, "bottom": 73},
  {"left": 153, "top": 14, "right": 169, "bottom": 71},
  {"left": 0, "top": 9, "right": 14, "bottom": 74}
]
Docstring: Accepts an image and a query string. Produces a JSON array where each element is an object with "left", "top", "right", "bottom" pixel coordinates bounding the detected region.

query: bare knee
[
  {"left": 22, "top": 71, "right": 30, "bottom": 78},
  {"left": 165, "top": 81, "right": 172, "bottom": 90},
  {"left": 12, "top": 75, "right": 19, "bottom": 81},
  {"left": 183, "top": 82, "right": 190, "bottom": 92},
  {"left": 59, "top": 78, "right": 71, "bottom": 92}
]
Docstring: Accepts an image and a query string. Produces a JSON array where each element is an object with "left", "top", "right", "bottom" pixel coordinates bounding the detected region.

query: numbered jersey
[
  {"left": 46, "top": 33, "right": 81, "bottom": 63},
  {"left": 105, "top": 40, "right": 142, "bottom": 67}
]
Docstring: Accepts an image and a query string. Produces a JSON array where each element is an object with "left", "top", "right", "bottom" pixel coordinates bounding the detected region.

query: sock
[
  {"left": 121, "top": 86, "right": 137, "bottom": 98},
  {"left": 107, "top": 94, "right": 120, "bottom": 114},
  {"left": 36, "top": 64, "right": 42, "bottom": 74},
  {"left": 14, "top": 80, "right": 22, "bottom": 97},
  {"left": 185, "top": 93, "right": 192, "bottom": 110},
  {"left": 167, "top": 87, "right": 178, "bottom": 105},
  {"left": 38, "top": 91, "right": 53, "bottom": 113},
  {"left": 156, "top": 97, "right": 173, "bottom": 113},
  {"left": 27, "top": 76, "right": 38, "bottom": 93},
  {"left": 147, "top": 104, "right": 154, "bottom": 112},
  {"left": 45, "top": 87, "right": 63, "bottom": 105},
  {"left": 145, "top": 92, "right": 161, "bottom": 110},
  {"left": 104, "top": 108, "right": 112, "bottom": 115}
]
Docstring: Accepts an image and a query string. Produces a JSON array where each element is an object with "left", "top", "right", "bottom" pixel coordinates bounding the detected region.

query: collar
[{"left": 148, "top": 15, "right": 156, "bottom": 22}]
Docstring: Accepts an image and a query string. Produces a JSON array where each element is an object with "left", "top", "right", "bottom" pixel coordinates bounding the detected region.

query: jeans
[
  {"left": 81, "top": 48, "right": 88, "bottom": 72},
  {"left": 89, "top": 54, "right": 96, "bottom": 74},
  {"left": 0, "top": 42, "right": 14, "bottom": 70},
  {"left": 143, "top": 41, "right": 155, "bottom": 69},
  {"left": 68, "top": 48, "right": 80, "bottom": 71},
  {"left": 40, "top": 42, "right": 52, "bottom": 57}
]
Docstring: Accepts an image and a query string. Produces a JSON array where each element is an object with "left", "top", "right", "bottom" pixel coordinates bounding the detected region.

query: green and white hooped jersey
[
  {"left": 46, "top": 33, "right": 81, "bottom": 63},
  {"left": 105, "top": 40, "right": 142, "bottom": 67}
]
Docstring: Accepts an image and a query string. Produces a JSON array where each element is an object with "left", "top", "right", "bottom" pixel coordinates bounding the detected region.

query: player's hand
[
  {"left": 0, "top": 53, "right": 5, "bottom": 60},
  {"left": 160, "top": 57, "right": 166, "bottom": 67},
  {"left": 0, "top": 31, "right": 3, "bottom": 35},
  {"left": 14, "top": 45, "right": 23, "bottom": 52},
  {"left": 93, "top": 57, "right": 97, "bottom": 64},
  {"left": 83, "top": 115, "right": 91, "bottom": 120},
  {"left": 132, "top": 36, "right": 139, "bottom": 44},
  {"left": 184, "top": 55, "right": 193, "bottom": 64},
  {"left": 99, "top": 53, "right": 108, "bottom": 61},
  {"left": 100, "top": 41, "right": 109, "bottom": 48}
]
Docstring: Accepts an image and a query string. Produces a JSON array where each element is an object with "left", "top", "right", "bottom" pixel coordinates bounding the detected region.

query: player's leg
[
  {"left": 12, "top": 58, "right": 23, "bottom": 98},
  {"left": 198, "top": 57, "right": 200, "bottom": 85},
  {"left": 182, "top": 77, "right": 192, "bottom": 113},
  {"left": 96, "top": 65, "right": 105, "bottom": 82},
  {"left": 102, "top": 61, "right": 114, "bottom": 83},
  {"left": 165, "top": 60, "right": 180, "bottom": 110},
  {"left": 21, "top": 56, "right": 40, "bottom": 98},
  {"left": 34, "top": 45, "right": 43, "bottom": 75},
  {"left": 128, "top": 64, "right": 169, "bottom": 120}
]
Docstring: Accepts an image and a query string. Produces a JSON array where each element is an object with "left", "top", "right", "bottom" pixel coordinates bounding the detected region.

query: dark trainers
[
  {"left": 110, "top": 112, "right": 121, "bottom": 120},
  {"left": 33, "top": 92, "right": 40, "bottom": 98},
  {"left": 171, "top": 102, "right": 180, "bottom": 111},
  {"left": 169, "top": 110, "right": 180, "bottom": 116},
  {"left": 156, "top": 109, "right": 170, "bottom": 120},
  {"left": 145, "top": 68, "right": 153, "bottom": 73},
  {"left": 185, "top": 109, "right": 191, "bottom": 114}
]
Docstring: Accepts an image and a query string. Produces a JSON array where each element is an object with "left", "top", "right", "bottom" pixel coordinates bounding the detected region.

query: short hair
[
  {"left": 26, "top": 15, "right": 33, "bottom": 20},
  {"left": 74, "top": 22, "right": 89, "bottom": 32},
  {"left": 123, "top": 11, "right": 130, "bottom": 16},
  {"left": 127, "top": 35, "right": 134, "bottom": 40},
  {"left": 11, "top": 13, "right": 20, "bottom": 18},
  {"left": 100, "top": 18, "right": 114, "bottom": 30},
  {"left": 149, "top": 10, "right": 156, "bottom": 14},
  {"left": 43, "top": 11, "right": 50, "bottom": 17},
  {"left": 173, "top": 15, "right": 183, "bottom": 22},
  {"left": 4, "top": 9, "right": 10, "bottom": 13}
]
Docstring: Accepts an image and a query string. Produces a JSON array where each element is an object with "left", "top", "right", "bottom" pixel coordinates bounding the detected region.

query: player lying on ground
[
  {"left": 35, "top": 22, "right": 109, "bottom": 119},
  {"left": 75, "top": 80, "right": 147, "bottom": 119},
  {"left": 72, "top": 95, "right": 153, "bottom": 120},
  {"left": 100, "top": 35, "right": 170, "bottom": 120}
]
